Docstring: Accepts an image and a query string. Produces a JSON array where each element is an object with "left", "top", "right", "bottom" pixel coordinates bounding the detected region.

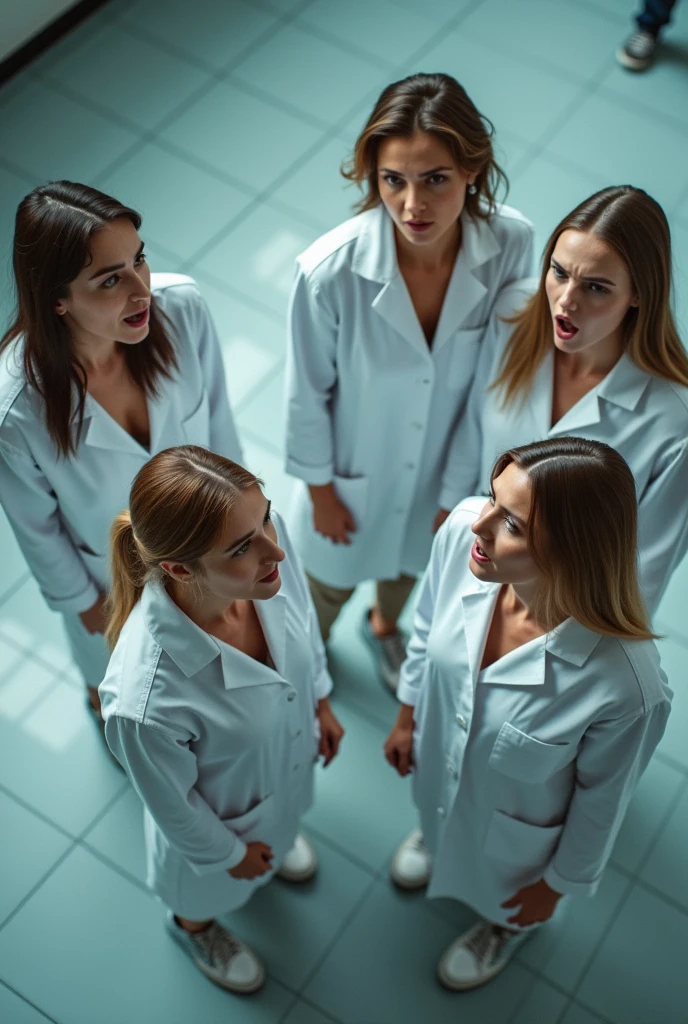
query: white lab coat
[
  {"left": 284, "top": 203, "right": 534, "bottom": 588},
  {"left": 99, "top": 511, "right": 332, "bottom": 919},
  {"left": 0, "top": 274, "right": 242, "bottom": 681},
  {"left": 398, "top": 499, "right": 671, "bottom": 927},
  {"left": 440, "top": 279, "right": 688, "bottom": 613}
]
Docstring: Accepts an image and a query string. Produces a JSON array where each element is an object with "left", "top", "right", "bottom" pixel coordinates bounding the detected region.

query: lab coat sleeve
[
  {"left": 105, "top": 715, "right": 248, "bottom": 874},
  {"left": 284, "top": 269, "right": 338, "bottom": 485},
  {"left": 543, "top": 701, "right": 670, "bottom": 897},
  {"left": 0, "top": 435, "right": 99, "bottom": 614},
  {"left": 397, "top": 519, "right": 450, "bottom": 707},
  {"left": 191, "top": 288, "right": 244, "bottom": 464},
  {"left": 637, "top": 438, "right": 688, "bottom": 614}
]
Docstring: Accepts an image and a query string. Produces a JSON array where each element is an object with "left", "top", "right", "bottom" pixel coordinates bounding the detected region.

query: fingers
[{"left": 500, "top": 890, "right": 524, "bottom": 909}]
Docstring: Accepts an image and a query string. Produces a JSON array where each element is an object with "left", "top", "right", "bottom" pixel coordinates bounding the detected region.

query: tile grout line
[
  {"left": 0, "top": 842, "right": 77, "bottom": 935},
  {"left": 569, "top": 773, "right": 688, "bottom": 1006},
  {"left": 0, "top": 780, "right": 77, "bottom": 842},
  {"left": 0, "top": 979, "right": 61, "bottom": 1024}
]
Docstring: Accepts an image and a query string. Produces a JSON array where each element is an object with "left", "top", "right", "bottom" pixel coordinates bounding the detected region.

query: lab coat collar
[
  {"left": 141, "top": 583, "right": 289, "bottom": 686},
  {"left": 142, "top": 582, "right": 221, "bottom": 678},
  {"left": 461, "top": 584, "right": 603, "bottom": 687},
  {"left": 596, "top": 352, "right": 650, "bottom": 411},
  {"left": 82, "top": 371, "right": 177, "bottom": 456},
  {"left": 357, "top": 207, "right": 500, "bottom": 354}
]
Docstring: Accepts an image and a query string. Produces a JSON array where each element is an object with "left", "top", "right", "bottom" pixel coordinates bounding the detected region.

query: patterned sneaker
[
  {"left": 276, "top": 833, "right": 318, "bottom": 883},
  {"left": 616, "top": 29, "right": 657, "bottom": 71},
  {"left": 437, "top": 921, "right": 531, "bottom": 991},
  {"left": 165, "top": 911, "right": 265, "bottom": 994},
  {"left": 390, "top": 829, "right": 432, "bottom": 890},
  {"left": 360, "top": 608, "right": 407, "bottom": 693}
]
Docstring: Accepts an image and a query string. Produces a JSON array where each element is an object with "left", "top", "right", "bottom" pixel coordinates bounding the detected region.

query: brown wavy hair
[
  {"left": 0, "top": 180, "right": 178, "bottom": 457},
  {"left": 106, "top": 446, "right": 263, "bottom": 648},
  {"left": 491, "top": 185, "right": 688, "bottom": 406},
  {"left": 491, "top": 437, "right": 657, "bottom": 640},
  {"left": 342, "top": 72, "right": 508, "bottom": 219}
]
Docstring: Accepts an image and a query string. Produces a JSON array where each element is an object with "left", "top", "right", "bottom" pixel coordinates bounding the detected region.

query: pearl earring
[{"left": 467, "top": 183, "right": 477, "bottom": 195}]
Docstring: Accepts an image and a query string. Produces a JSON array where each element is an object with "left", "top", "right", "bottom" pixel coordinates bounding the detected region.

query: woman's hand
[
  {"left": 228, "top": 841, "right": 274, "bottom": 880},
  {"left": 383, "top": 704, "right": 415, "bottom": 777},
  {"left": 79, "top": 593, "right": 108, "bottom": 635},
  {"left": 309, "top": 483, "right": 356, "bottom": 545},
  {"left": 317, "top": 698, "right": 345, "bottom": 767},
  {"left": 501, "top": 878, "right": 563, "bottom": 927},
  {"left": 432, "top": 508, "right": 451, "bottom": 534}
]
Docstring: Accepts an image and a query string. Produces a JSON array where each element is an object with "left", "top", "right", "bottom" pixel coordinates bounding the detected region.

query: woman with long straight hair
[
  {"left": 385, "top": 438, "right": 671, "bottom": 991},
  {"left": 99, "top": 446, "right": 343, "bottom": 994},
  {"left": 0, "top": 181, "right": 242, "bottom": 718},
  {"left": 439, "top": 185, "right": 688, "bottom": 611},
  {"left": 285, "top": 72, "right": 534, "bottom": 693}
]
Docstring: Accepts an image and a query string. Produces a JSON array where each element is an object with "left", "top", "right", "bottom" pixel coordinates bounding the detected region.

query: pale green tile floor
[{"left": 1, "top": 0, "right": 688, "bottom": 1021}]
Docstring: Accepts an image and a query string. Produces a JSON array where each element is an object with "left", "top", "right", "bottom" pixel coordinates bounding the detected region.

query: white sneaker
[
  {"left": 276, "top": 832, "right": 318, "bottom": 883},
  {"left": 390, "top": 829, "right": 432, "bottom": 890},
  {"left": 437, "top": 921, "right": 530, "bottom": 991},
  {"left": 165, "top": 912, "right": 265, "bottom": 994}
]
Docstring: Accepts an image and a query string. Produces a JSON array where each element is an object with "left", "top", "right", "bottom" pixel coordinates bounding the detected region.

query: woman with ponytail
[
  {"left": 384, "top": 437, "right": 671, "bottom": 991},
  {"left": 99, "top": 446, "right": 344, "bottom": 995},
  {"left": 0, "top": 181, "right": 242, "bottom": 722}
]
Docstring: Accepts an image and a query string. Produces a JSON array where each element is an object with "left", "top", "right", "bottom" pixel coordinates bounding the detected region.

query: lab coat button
[
  {"left": 287, "top": 692, "right": 296, "bottom": 702},
  {"left": 405, "top": 462, "right": 415, "bottom": 470},
  {"left": 455, "top": 713, "right": 467, "bottom": 730},
  {"left": 437, "top": 806, "right": 445, "bottom": 817},
  {"left": 421, "top": 378, "right": 431, "bottom": 385}
]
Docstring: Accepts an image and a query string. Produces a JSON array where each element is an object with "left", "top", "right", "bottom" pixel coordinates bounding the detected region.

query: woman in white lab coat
[
  {"left": 0, "top": 181, "right": 242, "bottom": 717},
  {"left": 439, "top": 185, "right": 688, "bottom": 612},
  {"left": 384, "top": 437, "right": 671, "bottom": 991},
  {"left": 285, "top": 72, "right": 534, "bottom": 691},
  {"left": 100, "top": 445, "right": 344, "bottom": 995}
]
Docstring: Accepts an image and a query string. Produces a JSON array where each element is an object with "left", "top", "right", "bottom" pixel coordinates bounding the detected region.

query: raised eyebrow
[
  {"left": 550, "top": 258, "right": 615, "bottom": 287},
  {"left": 88, "top": 240, "right": 146, "bottom": 281},
  {"left": 489, "top": 488, "right": 526, "bottom": 526}
]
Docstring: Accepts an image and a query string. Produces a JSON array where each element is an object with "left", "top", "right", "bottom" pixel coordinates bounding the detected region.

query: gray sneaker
[
  {"left": 437, "top": 921, "right": 531, "bottom": 991},
  {"left": 360, "top": 608, "right": 408, "bottom": 692},
  {"left": 616, "top": 29, "right": 657, "bottom": 71},
  {"left": 165, "top": 911, "right": 265, "bottom": 994}
]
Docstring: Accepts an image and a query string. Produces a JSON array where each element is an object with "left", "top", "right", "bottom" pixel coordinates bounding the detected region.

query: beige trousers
[{"left": 307, "top": 572, "right": 417, "bottom": 642}]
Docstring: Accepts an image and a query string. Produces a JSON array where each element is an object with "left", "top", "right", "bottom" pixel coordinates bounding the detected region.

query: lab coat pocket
[
  {"left": 489, "top": 722, "right": 572, "bottom": 783},
  {"left": 182, "top": 391, "right": 210, "bottom": 444},
  {"left": 76, "top": 544, "right": 107, "bottom": 589},
  {"left": 222, "top": 793, "right": 277, "bottom": 846},
  {"left": 444, "top": 327, "right": 484, "bottom": 391},
  {"left": 485, "top": 809, "right": 563, "bottom": 870},
  {"left": 331, "top": 473, "right": 369, "bottom": 532}
]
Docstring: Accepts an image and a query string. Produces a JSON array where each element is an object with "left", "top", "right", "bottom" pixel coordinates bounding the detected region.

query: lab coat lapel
[
  {"left": 255, "top": 592, "right": 287, "bottom": 679},
  {"left": 461, "top": 586, "right": 499, "bottom": 685},
  {"left": 82, "top": 395, "right": 146, "bottom": 457},
  {"left": 479, "top": 635, "right": 547, "bottom": 687},
  {"left": 525, "top": 349, "right": 554, "bottom": 435},
  {"left": 431, "top": 215, "right": 497, "bottom": 354},
  {"left": 372, "top": 277, "right": 429, "bottom": 355},
  {"left": 146, "top": 371, "right": 177, "bottom": 452}
]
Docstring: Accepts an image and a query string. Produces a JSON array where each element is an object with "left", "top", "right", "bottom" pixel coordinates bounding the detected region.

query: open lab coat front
[{"left": 285, "top": 203, "right": 534, "bottom": 588}]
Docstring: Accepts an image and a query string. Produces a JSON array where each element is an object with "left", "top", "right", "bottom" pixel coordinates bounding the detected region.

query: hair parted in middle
[
  {"left": 342, "top": 72, "right": 508, "bottom": 219},
  {"left": 106, "top": 446, "right": 263, "bottom": 649},
  {"left": 490, "top": 436, "right": 656, "bottom": 641}
]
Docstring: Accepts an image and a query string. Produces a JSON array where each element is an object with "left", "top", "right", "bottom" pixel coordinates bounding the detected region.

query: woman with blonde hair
[
  {"left": 385, "top": 437, "right": 671, "bottom": 991},
  {"left": 285, "top": 72, "right": 534, "bottom": 693},
  {"left": 99, "top": 446, "right": 344, "bottom": 995},
  {"left": 0, "top": 181, "right": 242, "bottom": 721},
  {"left": 439, "top": 185, "right": 688, "bottom": 611}
]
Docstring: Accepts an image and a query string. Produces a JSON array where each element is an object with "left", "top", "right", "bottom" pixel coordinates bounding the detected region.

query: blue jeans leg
[{"left": 636, "top": 0, "right": 679, "bottom": 35}]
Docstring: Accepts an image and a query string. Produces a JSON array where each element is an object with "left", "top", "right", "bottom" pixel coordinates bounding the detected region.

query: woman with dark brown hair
[
  {"left": 0, "top": 181, "right": 242, "bottom": 719},
  {"left": 385, "top": 437, "right": 671, "bottom": 991},
  {"left": 284, "top": 72, "right": 534, "bottom": 693},
  {"left": 440, "top": 185, "right": 688, "bottom": 612},
  {"left": 100, "top": 446, "right": 344, "bottom": 995}
]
